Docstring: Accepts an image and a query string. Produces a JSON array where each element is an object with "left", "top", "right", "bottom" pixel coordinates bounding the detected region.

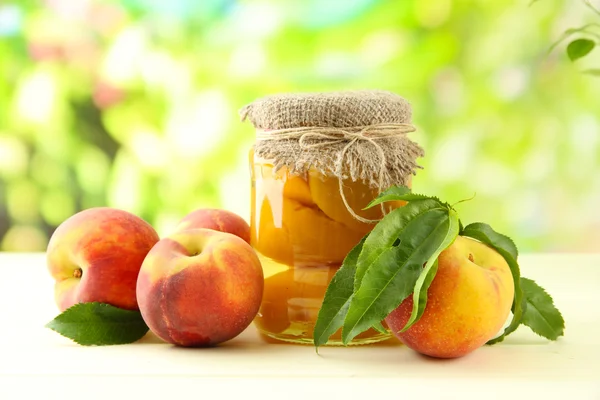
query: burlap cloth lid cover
[{"left": 240, "top": 89, "right": 424, "bottom": 193}]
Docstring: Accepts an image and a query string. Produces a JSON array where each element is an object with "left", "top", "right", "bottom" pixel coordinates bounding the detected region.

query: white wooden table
[{"left": 0, "top": 252, "right": 599, "bottom": 400}]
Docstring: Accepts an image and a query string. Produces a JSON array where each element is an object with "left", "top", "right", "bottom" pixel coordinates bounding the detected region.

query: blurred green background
[{"left": 0, "top": 0, "right": 598, "bottom": 253}]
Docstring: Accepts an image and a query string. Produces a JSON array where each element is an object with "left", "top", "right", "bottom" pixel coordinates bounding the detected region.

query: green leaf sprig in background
[
  {"left": 541, "top": 0, "right": 600, "bottom": 75},
  {"left": 313, "top": 185, "right": 565, "bottom": 350}
]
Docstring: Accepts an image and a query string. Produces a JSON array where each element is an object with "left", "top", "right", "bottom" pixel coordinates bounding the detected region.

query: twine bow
[{"left": 256, "top": 123, "right": 416, "bottom": 223}]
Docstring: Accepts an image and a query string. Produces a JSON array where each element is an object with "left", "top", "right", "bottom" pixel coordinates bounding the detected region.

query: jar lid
[
  {"left": 239, "top": 89, "right": 412, "bottom": 129},
  {"left": 241, "top": 90, "right": 424, "bottom": 224}
]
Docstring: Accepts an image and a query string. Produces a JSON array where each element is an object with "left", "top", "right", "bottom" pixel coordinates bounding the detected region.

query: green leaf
[
  {"left": 460, "top": 223, "right": 523, "bottom": 344},
  {"left": 461, "top": 222, "right": 518, "bottom": 260},
  {"left": 342, "top": 246, "right": 421, "bottom": 344},
  {"left": 371, "top": 321, "right": 388, "bottom": 334},
  {"left": 567, "top": 38, "right": 596, "bottom": 61},
  {"left": 313, "top": 238, "right": 365, "bottom": 348},
  {"left": 354, "top": 199, "right": 444, "bottom": 291},
  {"left": 46, "top": 302, "right": 149, "bottom": 346},
  {"left": 363, "top": 185, "right": 434, "bottom": 209},
  {"left": 400, "top": 208, "right": 460, "bottom": 332},
  {"left": 364, "top": 185, "right": 449, "bottom": 210},
  {"left": 583, "top": 69, "right": 600, "bottom": 76},
  {"left": 342, "top": 207, "right": 455, "bottom": 344},
  {"left": 547, "top": 24, "right": 600, "bottom": 55},
  {"left": 520, "top": 277, "right": 565, "bottom": 340}
]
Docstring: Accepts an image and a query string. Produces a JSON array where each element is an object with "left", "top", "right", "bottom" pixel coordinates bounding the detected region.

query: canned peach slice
[
  {"left": 251, "top": 197, "right": 295, "bottom": 267},
  {"left": 282, "top": 197, "right": 365, "bottom": 267}
]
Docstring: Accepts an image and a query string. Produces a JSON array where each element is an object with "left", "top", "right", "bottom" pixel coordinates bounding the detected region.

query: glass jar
[
  {"left": 241, "top": 90, "right": 423, "bottom": 346},
  {"left": 249, "top": 151, "right": 410, "bottom": 345}
]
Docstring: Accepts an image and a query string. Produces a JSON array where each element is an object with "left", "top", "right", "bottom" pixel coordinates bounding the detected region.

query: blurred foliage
[{"left": 0, "top": 0, "right": 599, "bottom": 253}]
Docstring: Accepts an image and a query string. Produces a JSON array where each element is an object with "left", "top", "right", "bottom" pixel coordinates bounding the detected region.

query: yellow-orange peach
[
  {"left": 136, "top": 228, "right": 264, "bottom": 347},
  {"left": 174, "top": 208, "right": 251, "bottom": 244},
  {"left": 385, "top": 235, "right": 515, "bottom": 358},
  {"left": 46, "top": 207, "right": 159, "bottom": 311}
]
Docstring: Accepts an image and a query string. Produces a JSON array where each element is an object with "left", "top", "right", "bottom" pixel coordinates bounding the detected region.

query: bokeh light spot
[
  {"left": 6, "top": 180, "right": 40, "bottom": 223},
  {"left": 15, "top": 69, "right": 57, "bottom": 124},
  {"left": 0, "top": 135, "right": 28, "bottom": 178},
  {"left": 76, "top": 145, "right": 111, "bottom": 193},
  {"left": 107, "top": 150, "right": 142, "bottom": 214},
  {"left": 1, "top": 225, "right": 48, "bottom": 252},
  {"left": 166, "top": 89, "right": 230, "bottom": 158},
  {"left": 414, "top": 0, "right": 451, "bottom": 28},
  {"left": 40, "top": 190, "right": 75, "bottom": 227}
]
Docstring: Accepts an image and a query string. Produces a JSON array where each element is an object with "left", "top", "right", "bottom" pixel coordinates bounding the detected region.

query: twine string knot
[{"left": 256, "top": 123, "right": 416, "bottom": 223}]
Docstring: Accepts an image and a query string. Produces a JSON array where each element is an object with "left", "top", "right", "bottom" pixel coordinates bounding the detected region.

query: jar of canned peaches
[{"left": 240, "top": 90, "right": 424, "bottom": 345}]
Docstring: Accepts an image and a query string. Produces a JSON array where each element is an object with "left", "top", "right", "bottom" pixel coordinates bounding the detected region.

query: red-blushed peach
[
  {"left": 385, "top": 235, "right": 515, "bottom": 359},
  {"left": 173, "top": 208, "right": 251, "bottom": 244},
  {"left": 46, "top": 207, "right": 160, "bottom": 312},
  {"left": 136, "top": 228, "right": 264, "bottom": 347}
]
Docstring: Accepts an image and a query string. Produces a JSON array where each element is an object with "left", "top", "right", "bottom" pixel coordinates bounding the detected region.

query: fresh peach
[
  {"left": 136, "top": 228, "right": 264, "bottom": 347},
  {"left": 46, "top": 207, "right": 160, "bottom": 311},
  {"left": 174, "top": 208, "right": 251, "bottom": 244},
  {"left": 385, "top": 235, "right": 515, "bottom": 358}
]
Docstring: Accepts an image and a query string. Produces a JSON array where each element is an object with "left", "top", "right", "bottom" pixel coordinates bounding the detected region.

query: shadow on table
[{"left": 135, "top": 328, "right": 404, "bottom": 351}]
